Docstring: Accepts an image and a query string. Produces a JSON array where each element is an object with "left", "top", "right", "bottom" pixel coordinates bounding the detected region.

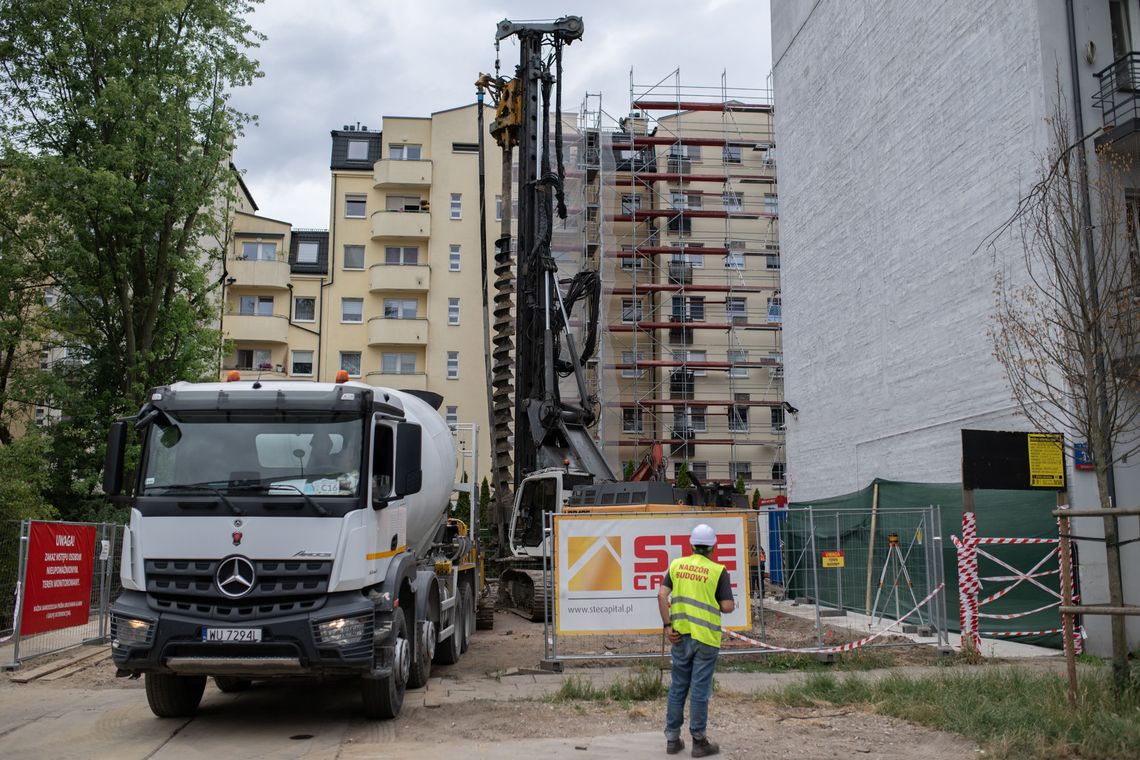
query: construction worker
[{"left": 657, "top": 523, "right": 735, "bottom": 757}]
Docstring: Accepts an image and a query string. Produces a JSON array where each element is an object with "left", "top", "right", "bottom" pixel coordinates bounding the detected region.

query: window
[
  {"left": 722, "top": 144, "right": 742, "bottom": 164},
  {"left": 767, "top": 253, "right": 781, "bottom": 270},
  {"left": 291, "top": 350, "right": 314, "bottom": 376},
  {"left": 668, "top": 144, "right": 700, "bottom": 160},
  {"left": 385, "top": 246, "right": 419, "bottom": 265},
  {"left": 723, "top": 191, "right": 743, "bottom": 212},
  {"left": 726, "top": 297, "right": 747, "bottom": 325},
  {"left": 297, "top": 241, "right": 320, "bottom": 264},
  {"left": 44, "top": 287, "right": 58, "bottom": 307},
  {"left": 768, "top": 296, "right": 782, "bottom": 322},
  {"left": 345, "top": 194, "right": 367, "bottom": 218},
  {"left": 673, "top": 349, "right": 708, "bottom": 376},
  {"left": 340, "top": 351, "right": 362, "bottom": 377},
  {"left": 772, "top": 462, "right": 786, "bottom": 481},
  {"left": 447, "top": 351, "right": 459, "bottom": 380},
  {"left": 449, "top": 244, "right": 461, "bottom": 271},
  {"left": 670, "top": 191, "right": 701, "bottom": 210},
  {"left": 236, "top": 348, "right": 273, "bottom": 371},
  {"left": 729, "top": 461, "right": 753, "bottom": 481},
  {"left": 34, "top": 404, "right": 47, "bottom": 427},
  {"left": 390, "top": 143, "right": 422, "bottom": 160},
  {"left": 771, "top": 406, "right": 786, "bottom": 431},
  {"left": 446, "top": 406, "right": 459, "bottom": 426},
  {"left": 382, "top": 352, "right": 417, "bottom": 374},
  {"left": 451, "top": 142, "right": 478, "bottom": 154},
  {"left": 672, "top": 405, "right": 707, "bottom": 433},
  {"left": 448, "top": 297, "right": 460, "bottom": 325},
  {"left": 670, "top": 242, "right": 704, "bottom": 267},
  {"left": 384, "top": 298, "right": 417, "bottom": 319},
  {"left": 728, "top": 349, "right": 749, "bottom": 377},
  {"left": 241, "top": 241, "right": 277, "bottom": 261},
  {"left": 347, "top": 140, "right": 369, "bottom": 161},
  {"left": 729, "top": 393, "right": 750, "bottom": 432},
  {"left": 725, "top": 250, "right": 745, "bottom": 269},
  {"left": 674, "top": 461, "right": 708, "bottom": 480},
  {"left": 622, "top": 407, "right": 644, "bottom": 434},
  {"left": 621, "top": 298, "right": 644, "bottom": 323},
  {"left": 621, "top": 194, "right": 642, "bottom": 214},
  {"left": 671, "top": 295, "right": 705, "bottom": 322},
  {"left": 341, "top": 298, "right": 363, "bottom": 323},
  {"left": 343, "top": 245, "right": 365, "bottom": 270},
  {"left": 620, "top": 245, "right": 644, "bottom": 270},
  {"left": 293, "top": 296, "right": 315, "bottom": 322},
  {"left": 450, "top": 193, "right": 462, "bottom": 219},
  {"left": 39, "top": 349, "right": 50, "bottom": 370},
  {"left": 386, "top": 195, "right": 422, "bottom": 212},
  {"left": 764, "top": 194, "right": 779, "bottom": 215},
  {"left": 495, "top": 195, "right": 503, "bottom": 221},
  {"left": 621, "top": 351, "right": 645, "bottom": 378},
  {"left": 239, "top": 295, "right": 273, "bottom": 316}
]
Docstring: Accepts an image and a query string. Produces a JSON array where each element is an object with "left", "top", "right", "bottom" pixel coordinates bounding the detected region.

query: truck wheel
[
  {"left": 460, "top": 583, "right": 475, "bottom": 653},
  {"left": 407, "top": 617, "right": 434, "bottom": 688},
  {"left": 433, "top": 594, "right": 462, "bottom": 666},
  {"left": 362, "top": 611, "right": 409, "bottom": 719},
  {"left": 213, "top": 676, "right": 252, "bottom": 693},
  {"left": 145, "top": 673, "right": 207, "bottom": 718}
]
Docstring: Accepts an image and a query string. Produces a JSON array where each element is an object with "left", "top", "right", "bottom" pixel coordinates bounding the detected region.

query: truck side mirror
[
  {"left": 103, "top": 421, "right": 128, "bottom": 496},
  {"left": 392, "top": 422, "right": 422, "bottom": 498}
]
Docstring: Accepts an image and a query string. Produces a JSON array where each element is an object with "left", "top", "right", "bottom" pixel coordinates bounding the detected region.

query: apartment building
[
  {"left": 223, "top": 105, "right": 500, "bottom": 477},
  {"left": 772, "top": 0, "right": 1138, "bottom": 652},
  {"left": 574, "top": 82, "right": 784, "bottom": 497}
]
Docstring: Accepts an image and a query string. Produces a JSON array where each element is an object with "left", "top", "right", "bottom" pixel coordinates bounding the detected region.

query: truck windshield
[{"left": 140, "top": 411, "right": 365, "bottom": 498}]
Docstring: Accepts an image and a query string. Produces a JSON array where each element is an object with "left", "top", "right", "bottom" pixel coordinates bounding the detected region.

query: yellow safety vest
[{"left": 668, "top": 552, "right": 724, "bottom": 648}]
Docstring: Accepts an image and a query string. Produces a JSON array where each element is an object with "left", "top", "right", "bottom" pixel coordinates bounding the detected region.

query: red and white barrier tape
[
  {"left": 975, "top": 537, "right": 1059, "bottom": 545},
  {"left": 977, "top": 600, "right": 1061, "bottom": 620},
  {"left": 723, "top": 583, "right": 945, "bottom": 654}
]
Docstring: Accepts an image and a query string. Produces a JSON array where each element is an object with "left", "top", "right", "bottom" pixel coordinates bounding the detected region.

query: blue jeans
[{"left": 665, "top": 633, "right": 720, "bottom": 740}]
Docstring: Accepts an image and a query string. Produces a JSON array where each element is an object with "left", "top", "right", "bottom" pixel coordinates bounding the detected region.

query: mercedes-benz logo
[{"left": 215, "top": 556, "right": 256, "bottom": 599}]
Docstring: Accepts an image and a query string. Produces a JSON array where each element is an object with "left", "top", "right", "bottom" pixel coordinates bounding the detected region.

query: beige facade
[
  {"left": 583, "top": 86, "right": 784, "bottom": 497},
  {"left": 224, "top": 105, "right": 501, "bottom": 479}
]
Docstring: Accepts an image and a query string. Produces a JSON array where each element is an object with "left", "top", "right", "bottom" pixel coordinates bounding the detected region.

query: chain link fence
[
  {"left": 1, "top": 520, "right": 124, "bottom": 669},
  {"left": 543, "top": 507, "right": 949, "bottom": 663}
]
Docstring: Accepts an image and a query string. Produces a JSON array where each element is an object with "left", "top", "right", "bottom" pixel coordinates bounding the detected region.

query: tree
[
  {"left": 622, "top": 459, "right": 635, "bottom": 480},
  {"left": 455, "top": 471, "right": 471, "bottom": 515},
  {"left": 734, "top": 474, "right": 746, "bottom": 495},
  {"left": 675, "top": 462, "right": 691, "bottom": 489},
  {"left": 752, "top": 488, "right": 761, "bottom": 508},
  {"left": 0, "top": 0, "right": 263, "bottom": 515},
  {"left": 988, "top": 93, "right": 1139, "bottom": 694},
  {"left": 478, "top": 477, "right": 492, "bottom": 541}
]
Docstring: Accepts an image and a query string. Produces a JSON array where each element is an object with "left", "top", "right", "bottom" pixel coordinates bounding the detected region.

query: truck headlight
[
  {"left": 111, "top": 614, "right": 154, "bottom": 648},
  {"left": 316, "top": 615, "right": 370, "bottom": 646}
]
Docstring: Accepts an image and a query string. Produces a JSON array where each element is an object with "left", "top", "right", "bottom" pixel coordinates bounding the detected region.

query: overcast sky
[{"left": 230, "top": 0, "right": 773, "bottom": 228}]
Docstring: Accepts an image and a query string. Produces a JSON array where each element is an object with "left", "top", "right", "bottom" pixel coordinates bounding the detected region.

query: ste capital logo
[{"left": 566, "top": 536, "right": 622, "bottom": 592}]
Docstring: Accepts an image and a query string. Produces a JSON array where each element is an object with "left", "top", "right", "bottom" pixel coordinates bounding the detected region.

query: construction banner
[
  {"left": 553, "top": 512, "right": 751, "bottom": 636},
  {"left": 19, "top": 521, "right": 96, "bottom": 636}
]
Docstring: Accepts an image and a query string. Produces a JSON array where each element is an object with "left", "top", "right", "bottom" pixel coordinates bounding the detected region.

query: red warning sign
[{"left": 19, "top": 522, "right": 96, "bottom": 636}]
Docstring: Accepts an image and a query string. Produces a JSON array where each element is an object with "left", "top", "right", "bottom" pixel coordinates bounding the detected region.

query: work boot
[
  {"left": 691, "top": 736, "right": 719, "bottom": 757},
  {"left": 666, "top": 737, "right": 685, "bottom": 755}
]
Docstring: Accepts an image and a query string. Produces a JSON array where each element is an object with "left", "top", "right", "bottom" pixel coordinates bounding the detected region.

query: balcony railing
[
  {"left": 369, "top": 263, "right": 431, "bottom": 292},
  {"left": 367, "top": 317, "right": 428, "bottom": 346},
  {"left": 227, "top": 257, "right": 291, "bottom": 290},
  {"left": 1094, "top": 53, "right": 1140, "bottom": 147},
  {"left": 224, "top": 313, "right": 290, "bottom": 344},
  {"left": 370, "top": 210, "right": 431, "bottom": 240},
  {"left": 373, "top": 159, "right": 432, "bottom": 188},
  {"left": 365, "top": 370, "right": 427, "bottom": 391}
]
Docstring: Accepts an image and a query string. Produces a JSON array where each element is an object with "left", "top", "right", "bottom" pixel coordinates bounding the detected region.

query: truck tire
[
  {"left": 407, "top": 617, "right": 434, "bottom": 688},
  {"left": 145, "top": 673, "right": 207, "bottom": 718},
  {"left": 362, "top": 611, "right": 409, "bottom": 719},
  {"left": 213, "top": 676, "right": 252, "bottom": 693},
  {"left": 459, "top": 583, "right": 475, "bottom": 653},
  {"left": 433, "top": 594, "right": 462, "bottom": 666}
]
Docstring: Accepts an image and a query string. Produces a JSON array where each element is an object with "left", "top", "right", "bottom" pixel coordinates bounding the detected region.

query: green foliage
[
  {"left": 623, "top": 459, "right": 635, "bottom": 480},
  {"left": 0, "top": 431, "right": 56, "bottom": 521},
  {"left": 734, "top": 474, "right": 746, "bottom": 494},
  {"left": 752, "top": 488, "right": 761, "bottom": 507},
  {"left": 549, "top": 669, "right": 666, "bottom": 704},
  {"left": 768, "top": 669, "right": 1140, "bottom": 759},
  {"left": 455, "top": 471, "right": 471, "bottom": 515},
  {"left": 478, "top": 476, "right": 492, "bottom": 540},
  {"left": 0, "top": 0, "right": 264, "bottom": 518},
  {"left": 675, "top": 462, "right": 691, "bottom": 489}
]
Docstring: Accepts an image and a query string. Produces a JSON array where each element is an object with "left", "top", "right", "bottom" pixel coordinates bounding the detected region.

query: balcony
[
  {"left": 228, "top": 258, "right": 291, "bottom": 290},
  {"left": 371, "top": 210, "right": 431, "bottom": 240},
  {"left": 225, "top": 314, "right": 290, "bottom": 344},
  {"left": 373, "top": 159, "right": 432, "bottom": 188},
  {"left": 369, "top": 263, "right": 431, "bottom": 292},
  {"left": 367, "top": 317, "right": 428, "bottom": 346},
  {"left": 1094, "top": 53, "right": 1140, "bottom": 153},
  {"left": 365, "top": 371, "right": 427, "bottom": 391}
]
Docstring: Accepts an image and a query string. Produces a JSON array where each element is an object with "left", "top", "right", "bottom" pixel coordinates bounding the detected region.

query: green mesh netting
[{"left": 785, "top": 479, "right": 1064, "bottom": 649}]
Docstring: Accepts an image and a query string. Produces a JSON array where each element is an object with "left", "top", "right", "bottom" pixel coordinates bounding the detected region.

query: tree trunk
[{"left": 1095, "top": 462, "right": 1130, "bottom": 697}]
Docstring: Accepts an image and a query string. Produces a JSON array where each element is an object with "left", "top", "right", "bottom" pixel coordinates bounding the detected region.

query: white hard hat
[{"left": 690, "top": 524, "right": 716, "bottom": 548}]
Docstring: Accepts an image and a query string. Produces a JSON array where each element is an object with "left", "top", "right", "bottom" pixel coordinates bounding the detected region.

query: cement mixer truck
[{"left": 102, "top": 377, "right": 478, "bottom": 719}]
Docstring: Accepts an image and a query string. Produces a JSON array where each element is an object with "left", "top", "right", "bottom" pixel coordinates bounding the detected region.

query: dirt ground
[{"left": 5, "top": 610, "right": 980, "bottom": 759}]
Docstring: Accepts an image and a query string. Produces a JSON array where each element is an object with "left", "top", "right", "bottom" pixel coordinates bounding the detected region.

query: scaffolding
[{"left": 581, "top": 72, "right": 784, "bottom": 496}]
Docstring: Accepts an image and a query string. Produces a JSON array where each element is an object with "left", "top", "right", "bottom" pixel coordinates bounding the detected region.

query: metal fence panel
[
  {"left": 1, "top": 520, "right": 123, "bottom": 668},
  {"left": 545, "top": 506, "right": 948, "bottom": 662}
]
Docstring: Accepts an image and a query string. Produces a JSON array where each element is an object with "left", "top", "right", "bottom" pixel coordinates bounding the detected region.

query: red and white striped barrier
[
  {"left": 724, "top": 583, "right": 945, "bottom": 654},
  {"left": 975, "top": 537, "right": 1059, "bottom": 545}
]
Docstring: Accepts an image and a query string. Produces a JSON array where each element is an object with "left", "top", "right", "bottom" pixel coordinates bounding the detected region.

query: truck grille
[{"left": 145, "top": 558, "right": 333, "bottom": 620}]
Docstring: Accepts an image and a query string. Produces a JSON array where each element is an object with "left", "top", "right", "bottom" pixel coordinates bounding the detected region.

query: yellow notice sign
[
  {"left": 821, "top": 551, "right": 845, "bottom": 568},
  {"left": 1027, "top": 433, "right": 1065, "bottom": 488}
]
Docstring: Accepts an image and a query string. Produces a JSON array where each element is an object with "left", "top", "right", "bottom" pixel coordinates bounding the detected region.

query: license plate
[{"left": 202, "top": 627, "right": 262, "bottom": 643}]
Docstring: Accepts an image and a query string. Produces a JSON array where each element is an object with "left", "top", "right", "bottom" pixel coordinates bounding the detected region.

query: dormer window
[{"left": 347, "top": 140, "right": 369, "bottom": 161}]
